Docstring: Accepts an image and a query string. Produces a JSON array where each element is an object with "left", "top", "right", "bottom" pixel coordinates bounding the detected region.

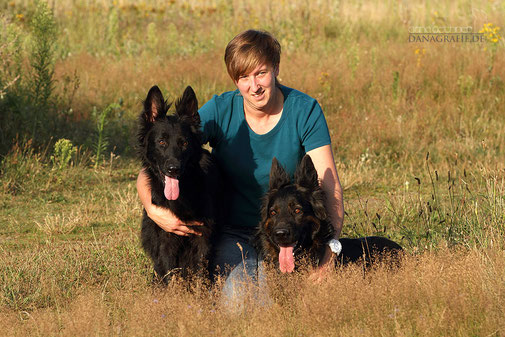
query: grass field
[{"left": 1, "top": 0, "right": 504, "bottom": 335}]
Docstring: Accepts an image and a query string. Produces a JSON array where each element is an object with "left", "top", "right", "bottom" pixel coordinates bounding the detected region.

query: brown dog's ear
[
  {"left": 295, "top": 155, "right": 319, "bottom": 189},
  {"left": 269, "top": 157, "right": 291, "bottom": 190},
  {"left": 175, "top": 86, "right": 200, "bottom": 127},
  {"left": 143, "top": 85, "right": 168, "bottom": 123}
]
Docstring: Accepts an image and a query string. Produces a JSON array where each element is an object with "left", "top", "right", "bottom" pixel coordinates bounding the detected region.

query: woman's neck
[
  {"left": 245, "top": 86, "right": 283, "bottom": 116},
  {"left": 244, "top": 86, "right": 284, "bottom": 134}
]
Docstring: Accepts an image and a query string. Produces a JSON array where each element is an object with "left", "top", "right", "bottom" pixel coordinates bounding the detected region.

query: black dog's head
[
  {"left": 138, "top": 85, "right": 202, "bottom": 200},
  {"left": 256, "top": 155, "right": 335, "bottom": 273}
]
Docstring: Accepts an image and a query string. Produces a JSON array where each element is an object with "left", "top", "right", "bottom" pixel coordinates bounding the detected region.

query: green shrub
[
  {"left": 51, "top": 138, "right": 77, "bottom": 171},
  {"left": 28, "top": 0, "right": 57, "bottom": 110},
  {"left": 92, "top": 103, "right": 121, "bottom": 168},
  {"left": 0, "top": 16, "right": 24, "bottom": 154}
]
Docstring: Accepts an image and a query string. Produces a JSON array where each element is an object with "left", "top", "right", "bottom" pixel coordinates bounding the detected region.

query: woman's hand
[
  {"left": 137, "top": 169, "right": 202, "bottom": 236},
  {"left": 145, "top": 203, "right": 203, "bottom": 236}
]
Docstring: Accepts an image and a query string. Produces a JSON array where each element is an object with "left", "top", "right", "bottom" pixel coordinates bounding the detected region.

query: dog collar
[{"left": 328, "top": 238, "right": 342, "bottom": 256}]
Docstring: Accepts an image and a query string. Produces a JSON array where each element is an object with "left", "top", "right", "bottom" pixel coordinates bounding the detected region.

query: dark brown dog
[{"left": 254, "top": 155, "right": 403, "bottom": 273}]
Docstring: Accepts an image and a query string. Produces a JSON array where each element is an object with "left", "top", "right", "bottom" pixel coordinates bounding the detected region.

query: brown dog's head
[{"left": 255, "top": 155, "right": 335, "bottom": 273}]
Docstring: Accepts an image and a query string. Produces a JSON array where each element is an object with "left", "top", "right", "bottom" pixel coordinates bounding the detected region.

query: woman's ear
[{"left": 273, "top": 65, "right": 280, "bottom": 77}]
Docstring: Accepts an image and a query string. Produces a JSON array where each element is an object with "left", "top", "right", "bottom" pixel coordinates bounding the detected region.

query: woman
[{"left": 137, "top": 30, "right": 344, "bottom": 291}]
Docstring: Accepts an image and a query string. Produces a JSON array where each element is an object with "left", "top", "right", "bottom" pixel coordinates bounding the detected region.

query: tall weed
[
  {"left": 0, "top": 16, "right": 23, "bottom": 154},
  {"left": 106, "top": 6, "right": 120, "bottom": 55},
  {"left": 28, "top": 0, "right": 57, "bottom": 111},
  {"left": 91, "top": 102, "right": 121, "bottom": 168},
  {"left": 0, "top": 1, "right": 60, "bottom": 154}
]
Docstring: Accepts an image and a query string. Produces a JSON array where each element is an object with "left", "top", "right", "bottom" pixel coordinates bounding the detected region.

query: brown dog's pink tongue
[
  {"left": 279, "top": 246, "right": 295, "bottom": 273},
  {"left": 164, "top": 176, "right": 179, "bottom": 200}
]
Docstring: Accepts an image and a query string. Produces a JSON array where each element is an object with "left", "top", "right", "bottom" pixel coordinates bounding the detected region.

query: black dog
[
  {"left": 255, "top": 155, "right": 403, "bottom": 273},
  {"left": 138, "top": 85, "right": 220, "bottom": 282}
]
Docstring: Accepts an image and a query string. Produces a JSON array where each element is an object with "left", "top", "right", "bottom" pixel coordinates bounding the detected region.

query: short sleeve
[
  {"left": 198, "top": 95, "right": 220, "bottom": 147},
  {"left": 298, "top": 99, "right": 332, "bottom": 152}
]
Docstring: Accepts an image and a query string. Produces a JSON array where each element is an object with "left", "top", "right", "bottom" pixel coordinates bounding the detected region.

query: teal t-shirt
[{"left": 198, "top": 85, "right": 331, "bottom": 229}]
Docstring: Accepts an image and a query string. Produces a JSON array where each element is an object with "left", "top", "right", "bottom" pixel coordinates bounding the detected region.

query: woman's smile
[{"left": 235, "top": 63, "right": 280, "bottom": 113}]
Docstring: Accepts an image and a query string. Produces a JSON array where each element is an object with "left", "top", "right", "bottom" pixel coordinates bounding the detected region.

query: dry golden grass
[
  {"left": 1, "top": 247, "right": 504, "bottom": 336},
  {"left": 52, "top": 38, "right": 505, "bottom": 176}
]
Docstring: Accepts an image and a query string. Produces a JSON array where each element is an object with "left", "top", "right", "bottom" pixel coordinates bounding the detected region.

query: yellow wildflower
[
  {"left": 318, "top": 72, "right": 330, "bottom": 86},
  {"left": 415, "top": 48, "right": 426, "bottom": 68},
  {"left": 479, "top": 23, "right": 501, "bottom": 44}
]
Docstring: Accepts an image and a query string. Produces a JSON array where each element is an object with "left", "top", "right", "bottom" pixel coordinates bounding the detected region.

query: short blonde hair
[{"left": 224, "top": 30, "right": 281, "bottom": 82}]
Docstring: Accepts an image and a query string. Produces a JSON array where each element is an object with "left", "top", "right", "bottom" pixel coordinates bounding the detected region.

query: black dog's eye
[
  {"left": 269, "top": 209, "right": 277, "bottom": 216},
  {"left": 182, "top": 140, "right": 188, "bottom": 147},
  {"left": 294, "top": 207, "right": 302, "bottom": 214},
  {"left": 159, "top": 140, "right": 167, "bottom": 146}
]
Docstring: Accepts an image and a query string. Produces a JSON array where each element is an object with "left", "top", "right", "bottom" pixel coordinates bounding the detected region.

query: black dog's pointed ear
[
  {"left": 311, "top": 189, "right": 329, "bottom": 223},
  {"left": 143, "top": 85, "right": 168, "bottom": 123},
  {"left": 176, "top": 86, "right": 200, "bottom": 126},
  {"left": 269, "top": 157, "right": 291, "bottom": 190},
  {"left": 295, "top": 155, "right": 319, "bottom": 189}
]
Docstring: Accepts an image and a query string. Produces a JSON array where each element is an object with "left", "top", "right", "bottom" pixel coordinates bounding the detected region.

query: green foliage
[
  {"left": 457, "top": 74, "right": 475, "bottom": 97},
  {"left": 391, "top": 70, "right": 400, "bottom": 101},
  {"left": 0, "top": 1, "right": 60, "bottom": 155},
  {"left": 164, "top": 22, "right": 179, "bottom": 54},
  {"left": 347, "top": 43, "right": 360, "bottom": 79},
  {"left": 107, "top": 7, "right": 120, "bottom": 55},
  {"left": 28, "top": 0, "right": 57, "bottom": 110},
  {"left": 0, "top": 16, "right": 22, "bottom": 99},
  {"left": 92, "top": 103, "right": 121, "bottom": 168},
  {"left": 146, "top": 22, "right": 158, "bottom": 53},
  {"left": 51, "top": 138, "right": 77, "bottom": 171},
  {"left": 0, "top": 16, "right": 24, "bottom": 153}
]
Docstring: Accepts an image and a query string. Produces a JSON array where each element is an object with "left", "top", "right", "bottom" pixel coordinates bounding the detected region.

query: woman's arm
[
  {"left": 307, "top": 144, "right": 344, "bottom": 270},
  {"left": 137, "top": 169, "right": 203, "bottom": 236}
]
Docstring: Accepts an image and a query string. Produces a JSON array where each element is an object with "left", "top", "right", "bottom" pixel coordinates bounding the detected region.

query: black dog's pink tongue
[
  {"left": 164, "top": 176, "right": 179, "bottom": 200},
  {"left": 279, "top": 246, "right": 295, "bottom": 273}
]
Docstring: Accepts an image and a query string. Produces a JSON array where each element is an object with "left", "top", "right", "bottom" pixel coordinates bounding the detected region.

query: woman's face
[{"left": 235, "top": 63, "right": 279, "bottom": 113}]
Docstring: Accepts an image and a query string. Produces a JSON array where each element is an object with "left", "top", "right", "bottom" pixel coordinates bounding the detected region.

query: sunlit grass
[{"left": 1, "top": 244, "right": 504, "bottom": 336}]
